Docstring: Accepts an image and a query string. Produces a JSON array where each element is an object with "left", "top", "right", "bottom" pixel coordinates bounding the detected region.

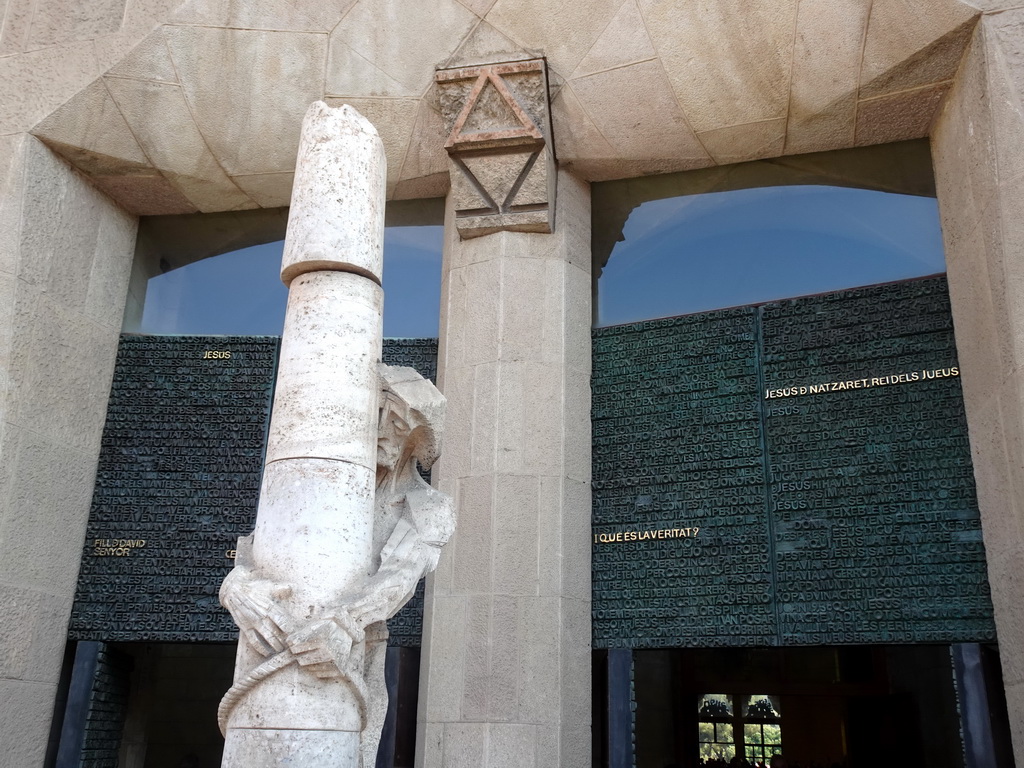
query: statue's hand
[
  {"left": 346, "top": 590, "right": 395, "bottom": 630},
  {"left": 221, "top": 573, "right": 293, "bottom": 657},
  {"left": 287, "top": 613, "right": 364, "bottom": 680},
  {"left": 246, "top": 599, "right": 293, "bottom": 656}
]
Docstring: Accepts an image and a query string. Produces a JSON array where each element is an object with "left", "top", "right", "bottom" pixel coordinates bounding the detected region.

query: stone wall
[
  {"left": 933, "top": 10, "right": 1024, "bottom": 763},
  {"left": 4, "top": 2, "right": 1024, "bottom": 767},
  {"left": 0, "top": 137, "right": 137, "bottom": 768},
  {"left": 0, "top": 8, "right": 163, "bottom": 761}
]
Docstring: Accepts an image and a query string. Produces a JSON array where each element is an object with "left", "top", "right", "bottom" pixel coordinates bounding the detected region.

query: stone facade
[
  {"left": 933, "top": 11, "right": 1024, "bottom": 755},
  {"left": 3, "top": 1, "right": 1024, "bottom": 767}
]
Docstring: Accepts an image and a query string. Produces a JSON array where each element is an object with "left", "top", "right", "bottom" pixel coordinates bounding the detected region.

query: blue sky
[
  {"left": 141, "top": 226, "right": 444, "bottom": 337},
  {"left": 597, "top": 185, "right": 945, "bottom": 326},
  {"left": 140, "top": 186, "right": 945, "bottom": 336}
]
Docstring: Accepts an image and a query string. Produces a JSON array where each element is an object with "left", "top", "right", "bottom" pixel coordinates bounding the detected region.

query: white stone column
[
  {"left": 418, "top": 169, "right": 592, "bottom": 768},
  {"left": 933, "top": 11, "right": 1024, "bottom": 764},
  {"left": 220, "top": 102, "right": 386, "bottom": 767}
]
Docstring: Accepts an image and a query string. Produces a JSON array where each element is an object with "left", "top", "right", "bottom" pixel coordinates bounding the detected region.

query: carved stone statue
[
  {"left": 219, "top": 364, "right": 454, "bottom": 766},
  {"left": 217, "top": 102, "right": 453, "bottom": 768}
]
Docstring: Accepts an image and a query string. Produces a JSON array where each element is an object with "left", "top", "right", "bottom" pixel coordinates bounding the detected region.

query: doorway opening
[
  {"left": 49, "top": 641, "right": 422, "bottom": 768},
  {"left": 622, "top": 645, "right": 1013, "bottom": 768}
]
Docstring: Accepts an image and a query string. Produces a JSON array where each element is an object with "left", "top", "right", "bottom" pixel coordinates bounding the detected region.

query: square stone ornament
[{"left": 435, "top": 58, "right": 556, "bottom": 238}]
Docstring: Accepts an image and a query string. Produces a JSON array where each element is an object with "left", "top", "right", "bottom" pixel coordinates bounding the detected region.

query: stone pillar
[
  {"left": 0, "top": 135, "right": 137, "bottom": 768},
  {"left": 932, "top": 11, "right": 1024, "bottom": 764},
  {"left": 418, "top": 168, "right": 592, "bottom": 768},
  {"left": 220, "top": 101, "right": 385, "bottom": 767}
]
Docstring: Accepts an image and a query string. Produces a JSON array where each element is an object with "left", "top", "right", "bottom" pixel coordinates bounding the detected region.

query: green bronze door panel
[
  {"left": 592, "top": 308, "right": 773, "bottom": 648},
  {"left": 592, "top": 277, "right": 996, "bottom": 648}
]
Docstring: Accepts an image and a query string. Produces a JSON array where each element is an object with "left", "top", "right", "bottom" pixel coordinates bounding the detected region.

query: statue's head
[{"left": 377, "top": 365, "right": 445, "bottom": 475}]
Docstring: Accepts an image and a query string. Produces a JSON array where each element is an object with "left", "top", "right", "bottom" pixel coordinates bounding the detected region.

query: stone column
[
  {"left": 933, "top": 10, "right": 1024, "bottom": 764},
  {"left": 220, "top": 101, "right": 385, "bottom": 767},
  {"left": 418, "top": 168, "right": 592, "bottom": 768}
]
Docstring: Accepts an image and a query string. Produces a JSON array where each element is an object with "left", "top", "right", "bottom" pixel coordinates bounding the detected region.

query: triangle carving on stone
[
  {"left": 508, "top": 150, "right": 545, "bottom": 209},
  {"left": 454, "top": 149, "right": 541, "bottom": 215},
  {"left": 461, "top": 153, "right": 520, "bottom": 209},
  {"left": 463, "top": 78, "right": 522, "bottom": 134},
  {"left": 451, "top": 155, "right": 499, "bottom": 214},
  {"left": 444, "top": 69, "right": 543, "bottom": 150},
  {"left": 435, "top": 59, "right": 553, "bottom": 236}
]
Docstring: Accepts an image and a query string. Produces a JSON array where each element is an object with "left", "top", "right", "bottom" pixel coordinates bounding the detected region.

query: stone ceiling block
[
  {"left": 855, "top": 82, "right": 950, "bottom": 146},
  {"left": 27, "top": 0, "right": 126, "bottom": 48},
  {"left": 106, "top": 26, "right": 178, "bottom": 83},
  {"left": 436, "top": 59, "right": 555, "bottom": 237},
  {"left": 958, "top": 0, "right": 1023, "bottom": 8},
  {"left": 395, "top": 100, "right": 450, "bottom": 197},
  {"left": 391, "top": 172, "right": 449, "bottom": 201},
  {"left": 570, "top": 59, "right": 711, "bottom": 165},
  {"left": 104, "top": 76, "right": 256, "bottom": 211},
  {"left": 123, "top": 0, "right": 187, "bottom": 32},
  {"left": 860, "top": 0, "right": 977, "bottom": 92},
  {"left": 331, "top": 0, "right": 477, "bottom": 96},
  {"left": 639, "top": 0, "right": 798, "bottom": 133},
  {"left": 549, "top": 84, "right": 618, "bottom": 180},
  {"left": 570, "top": 0, "right": 656, "bottom": 79},
  {"left": 33, "top": 127, "right": 199, "bottom": 217},
  {"left": 326, "top": 41, "right": 417, "bottom": 99},
  {"left": 861, "top": 19, "right": 976, "bottom": 99},
  {"left": 0, "top": 41, "right": 101, "bottom": 134},
  {"left": 697, "top": 118, "right": 787, "bottom": 165},
  {"left": 90, "top": 0, "right": 184, "bottom": 70},
  {"left": 442, "top": 19, "right": 524, "bottom": 70},
  {"left": 90, "top": 172, "right": 199, "bottom": 215},
  {"left": 32, "top": 80, "right": 150, "bottom": 170},
  {"left": 169, "top": 0, "right": 346, "bottom": 31},
  {"left": 0, "top": 0, "right": 37, "bottom": 56},
  {"left": 787, "top": 93, "right": 859, "bottom": 156},
  {"left": 9, "top": 0, "right": 984, "bottom": 214},
  {"left": 458, "top": 0, "right": 498, "bottom": 17},
  {"left": 485, "top": 0, "right": 623, "bottom": 77},
  {"left": 165, "top": 25, "right": 327, "bottom": 176},
  {"left": 786, "top": 0, "right": 869, "bottom": 155},
  {"left": 231, "top": 172, "right": 295, "bottom": 209},
  {"left": 31, "top": 104, "right": 196, "bottom": 216},
  {"left": 167, "top": 0, "right": 342, "bottom": 30}
]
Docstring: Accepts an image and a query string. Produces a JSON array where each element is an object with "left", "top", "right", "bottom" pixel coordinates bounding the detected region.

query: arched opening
[
  {"left": 126, "top": 201, "right": 445, "bottom": 338},
  {"left": 589, "top": 144, "right": 1015, "bottom": 768},
  {"left": 57, "top": 201, "right": 443, "bottom": 768},
  {"left": 597, "top": 184, "right": 945, "bottom": 327}
]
